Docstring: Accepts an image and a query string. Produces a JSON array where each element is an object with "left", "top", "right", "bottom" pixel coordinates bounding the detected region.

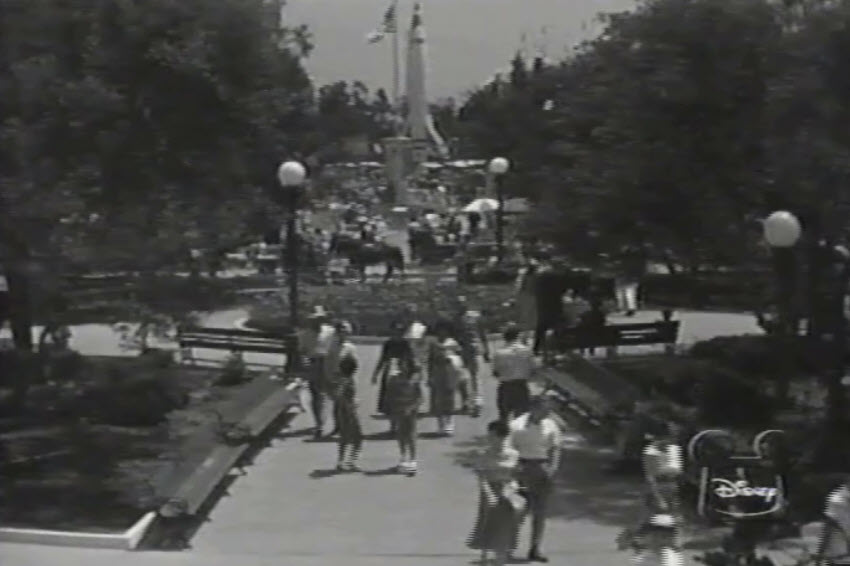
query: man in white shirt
[
  {"left": 492, "top": 324, "right": 536, "bottom": 422},
  {"left": 301, "top": 306, "right": 337, "bottom": 439},
  {"left": 509, "top": 394, "right": 563, "bottom": 563}
]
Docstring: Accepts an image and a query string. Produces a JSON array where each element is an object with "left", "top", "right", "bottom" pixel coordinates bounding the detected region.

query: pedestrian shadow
[
  {"left": 450, "top": 434, "right": 489, "bottom": 470},
  {"left": 274, "top": 427, "right": 313, "bottom": 440},
  {"left": 362, "top": 466, "right": 401, "bottom": 477},
  {"left": 363, "top": 431, "right": 395, "bottom": 441},
  {"left": 309, "top": 468, "right": 344, "bottom": 479},
  {"left": 303, "top": 436, "right": 337, "bottom": 443},
  {"left": 418, "top": 431, "right": 449, "bottom": 440}
]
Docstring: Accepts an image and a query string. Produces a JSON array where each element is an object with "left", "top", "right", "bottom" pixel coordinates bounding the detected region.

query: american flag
[{"left": 367, "top": 2, "right": 397, "bottom": 43}]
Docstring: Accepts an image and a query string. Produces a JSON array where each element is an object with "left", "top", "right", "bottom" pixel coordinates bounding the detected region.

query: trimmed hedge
[
  {"left": 605, "top": 356, "right": 776, "bottom": 428},
  {"left": 245, "top": 282, "right": 516, "bottom": 336},
  {"left": 641, "top": 270, "right": 772, "bottom": 310}
]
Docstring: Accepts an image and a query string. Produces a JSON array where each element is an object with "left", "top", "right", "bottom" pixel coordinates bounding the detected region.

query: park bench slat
[
  {"left": 550, "top": 320, "right": 679, "bottom": 350},
  {"left": 180, "top": 342, "right": 288, "bottom": 355},
  {"left": 177, "top": 326, "right": 290, "bottom": 365},
  {"left": 178, "top": 336, "right": 286, "bottom": 345},
  {"left": 170, "top": 444, "right": 244, "bottom": 515},
  {"left": 240, "top": 387, "right": 298, "bottom": 436},
  {"left": 539, "top": 367, "right": 612, "bottom": 418},
  {"left": 180, "top": 326, "right": 285, "bottom": 338},
  {"left": 160, "top": 385, "right": 300, "bottom": 518}
]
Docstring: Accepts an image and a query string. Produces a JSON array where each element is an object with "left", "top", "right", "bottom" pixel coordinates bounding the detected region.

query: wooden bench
[
  {"left": 540, "top": 353, "right": 641, "bottom": 431},
  {"left": 176, "top": 326, "right": 291, "bottom": 366},
  {"left": 155, "top": 384, "right": 302, "bottom": 546},
  {"left": 548, "top": 320, "right": 680, "bottom": 358}
]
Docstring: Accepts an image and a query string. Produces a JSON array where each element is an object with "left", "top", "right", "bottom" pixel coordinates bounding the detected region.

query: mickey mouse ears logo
[{"left": 687, "top": 428, "right": 787, "bottom": 464}]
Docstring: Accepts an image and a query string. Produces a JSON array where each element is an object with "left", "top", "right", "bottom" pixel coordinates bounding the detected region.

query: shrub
[
  {"left": 245, "top": 282, "right": 516, "bottom": 336},
  {"left": 43, "top": 349, "right": 86, "bottom": 383},
  {"left": 689, "top": 334, "right": 827, "bottom": 379},
  {"left": 605, "top": 356, "right": 774, "bottom": 427},
  {"left": 80, "top": 361, "right": 188, "bottom": 427},
  {"left": 216, "top": 353, "right": 248, "bottom": 386},
  {"left": 137, "top": 348, "right": 175, "bottom": 369},
  {"left": 693, "top": 367, "right": 775, "bottom": 428}
]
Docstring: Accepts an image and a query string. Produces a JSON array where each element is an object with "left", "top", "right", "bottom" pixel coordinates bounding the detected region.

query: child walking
[
  {"left": 332, "top": 323, "right": 362, "bottom": 471},
  {"left": 384, "top": 355, "right": 423, "bottom": 475}
]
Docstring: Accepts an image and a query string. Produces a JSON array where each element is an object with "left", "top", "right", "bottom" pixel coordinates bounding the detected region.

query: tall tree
[{"left": 0, "top": 0, "right": 315, "bottom": 351}]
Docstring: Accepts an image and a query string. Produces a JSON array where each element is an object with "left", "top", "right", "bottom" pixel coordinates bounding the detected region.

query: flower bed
[
  {"left": 244, "top": 282, "right": 516, "bottom": 336},
  {"left": 0, "top": 352, "right": 279, "bottom": 532}
]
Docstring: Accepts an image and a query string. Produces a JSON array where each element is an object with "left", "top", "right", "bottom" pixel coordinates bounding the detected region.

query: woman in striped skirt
[{"left": 468, "top": 420, "right": 524, "bottom": 565}]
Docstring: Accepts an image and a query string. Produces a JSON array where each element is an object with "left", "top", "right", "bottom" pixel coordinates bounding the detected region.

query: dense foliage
[
  {"left": 456, "top": 0, "right": 850, "bottom": 272},
  {"left": 0, "top": 0, "right": 317, "bottom": 349}
]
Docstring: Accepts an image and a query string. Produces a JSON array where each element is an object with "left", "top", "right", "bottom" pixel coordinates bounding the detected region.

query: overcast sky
[{"left": 282, "top": 0, "right": 637, "bottom": 100}]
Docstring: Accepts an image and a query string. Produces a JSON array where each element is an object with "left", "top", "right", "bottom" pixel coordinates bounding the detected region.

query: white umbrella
[{"left": 463, "top": 198, "right": 499, "bottom": 213}]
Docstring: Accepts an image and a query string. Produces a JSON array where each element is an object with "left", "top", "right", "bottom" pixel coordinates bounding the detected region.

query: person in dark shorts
[{"left": 492, "top": 324, "right": 535, "bottom": 423}]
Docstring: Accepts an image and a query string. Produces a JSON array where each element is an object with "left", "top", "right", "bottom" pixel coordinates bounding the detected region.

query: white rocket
[{"left": 403, "top": 3, "right": 449, "bottom": 159}]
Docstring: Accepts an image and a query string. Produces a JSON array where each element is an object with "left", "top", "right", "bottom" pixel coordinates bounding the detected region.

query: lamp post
[
  {"left": 277, "top": 160, "right": 307, "bottom": 376},
  {"left": 763, "top": 211, "right": 802, "bottom": 335},
  {"left": 488, "top": 157, "right": 510, "bottom": 262},
  {"left": 763, "top": 211, "right": 802, "bottom": 405}
]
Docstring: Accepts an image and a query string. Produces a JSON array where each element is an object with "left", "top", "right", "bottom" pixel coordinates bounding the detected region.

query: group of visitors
[
  {"left": 298, "top": 297, "right": 492, "bottom": 473},
  {"left": 296, "top": 294, "right": 569, "bottom": 563}
]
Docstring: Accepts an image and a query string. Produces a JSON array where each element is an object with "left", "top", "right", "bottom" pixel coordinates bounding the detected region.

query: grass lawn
[{"left": 0, "top": 354, "right": 282, "bottom": 533}]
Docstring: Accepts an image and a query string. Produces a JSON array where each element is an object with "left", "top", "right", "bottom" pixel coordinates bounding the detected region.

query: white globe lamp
[
  {"left": 488, "top": 157, "right": 510, "bottom": 175},
  {"left": 277, "top": 160, "right": 306, "bottom": 188},
  {"left": 763, "top": 211, "right": 801, "bottom": 248}
]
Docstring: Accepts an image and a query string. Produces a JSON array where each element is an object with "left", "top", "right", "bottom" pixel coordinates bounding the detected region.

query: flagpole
[{"left": 391, "top": 0, "right": 401, "bottom": 135}]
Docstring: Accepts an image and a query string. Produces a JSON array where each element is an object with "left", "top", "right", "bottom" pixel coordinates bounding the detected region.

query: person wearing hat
[
  {"left": 302, "top": 306, "right": 337, "bottom": 439},
  {"left": 492, "top": 323, "right": 536, "bottom": 423},
  {"left": 508, "top": 393, "right": 563, "bottom": 563}
]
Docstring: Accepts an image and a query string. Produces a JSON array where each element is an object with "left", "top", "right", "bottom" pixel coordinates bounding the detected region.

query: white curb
[{"left": 0, "top": 511, "right": 156, "bottom": 550}]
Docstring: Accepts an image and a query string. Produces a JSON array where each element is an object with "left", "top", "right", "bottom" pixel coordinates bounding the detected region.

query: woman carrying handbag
[{"left": 467, "top": 420, "right": 526, "bottom": 566}]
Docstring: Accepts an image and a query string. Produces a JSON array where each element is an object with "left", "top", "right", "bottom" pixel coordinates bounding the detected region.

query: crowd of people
[{"left": 295, "top": 295, "right": 577, "bottom": 563}]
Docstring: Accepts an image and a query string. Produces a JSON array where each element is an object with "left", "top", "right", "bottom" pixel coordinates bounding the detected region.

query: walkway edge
[
  {"left": 0, "top": 511, "right": 156, "bottom": 550},
  {"left": 232, "top": 316, "right": 502, "bottom": 344}
]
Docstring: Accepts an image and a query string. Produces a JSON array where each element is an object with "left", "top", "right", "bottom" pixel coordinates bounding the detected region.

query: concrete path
[
  {"left": 0, "top": 308, "right": 767, "bottom": 566},
  {"left": 2, "top": 342, "right": 647, "bottom": 566}
]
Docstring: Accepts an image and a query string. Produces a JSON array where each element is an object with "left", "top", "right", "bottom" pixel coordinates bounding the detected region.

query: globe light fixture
[
  {"left": 276, "top": 160, "right": 308, "bottom": 376},
  {"left": 488, "top": 157, "right": 510, "bottom": 262},
  {"left": 763, "top": 211, "right": 801, "bottom": 248},
  {"left": 488, "top": 157, "right": 510, "bottom": 176},
  {"left": 277, "top": 160, "right": 307, "bottom": 188}
]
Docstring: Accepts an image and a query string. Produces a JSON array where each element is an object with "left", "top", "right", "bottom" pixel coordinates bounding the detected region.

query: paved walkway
[
  {"left": 0, "top": 308, "right": 766, "bottom": 566},
  {"left": 2, "top": 343, "right": 646, "bottom": 566}
]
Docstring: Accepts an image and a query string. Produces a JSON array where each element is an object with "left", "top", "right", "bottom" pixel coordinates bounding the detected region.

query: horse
[{"left": 329, "top": 233, "right": 405, "bottom": 282}]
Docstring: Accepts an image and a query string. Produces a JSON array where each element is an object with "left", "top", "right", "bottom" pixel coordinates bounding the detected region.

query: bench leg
[{"left": 179, "top": 347, "right": 195, "bottom": 365}]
